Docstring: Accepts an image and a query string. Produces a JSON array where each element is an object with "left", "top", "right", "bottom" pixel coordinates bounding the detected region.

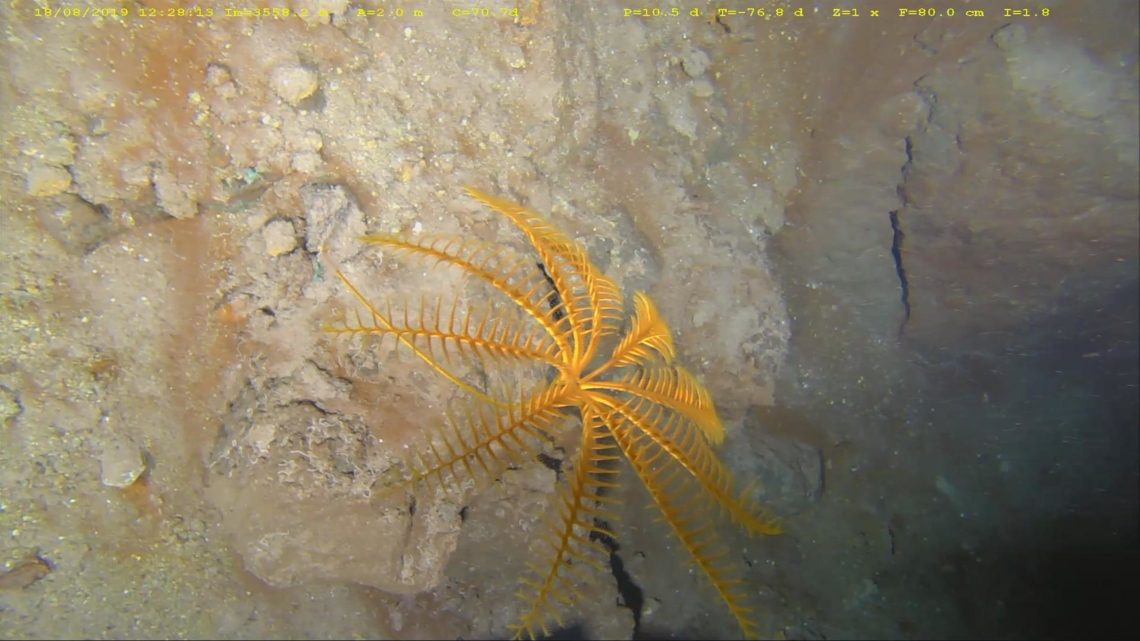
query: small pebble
[
  {"left": 501, "top": 43, "right": 526, "bottom": 69},
  {"left": 153, "top": 169, "right": 198, "bottom": 219},
  {"left": 25, "top": 164, "right": 71, "bottom": 198},
  {"left": 205, "top": 63, "right": 233, "bottom": 87},
  {"left": 100, "top": 440, "right": 146, "bottom": 488},
  {"left": 86, "top": 114, "right": 108, "bottom": 136},
  {"left": 0, "top": 555, "right": 51, "bottom": 590},
  {"left": 680, "top": 47, "right": 711, "bottom": 78},
  {"left": 270, "top": 64, "right": 319, "bottom": 106},
  {"left": 992, "top": 23, "right": 1027, "bottom": 51},
  {"left": 263, "top": 219, "right": 298, "bottom": 257}
]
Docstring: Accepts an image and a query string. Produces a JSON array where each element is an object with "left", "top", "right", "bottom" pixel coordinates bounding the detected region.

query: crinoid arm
[
  {"left": 509, "top": 409, "right": 623, "bottom": 640},
  {"left": 607, "top": 291, "right": 676, "bottom": 369},
  {"left": 464, "top": 187, "right": 625, "bottom": 369},
  {"left": 600, "top": 390, "right": 781, "bottom": 538},
  {"left": 589, "top": 363, "right": 726, "bottom": 446},
  {"left": 325, "top": 264, "right": 566, "bottom": 403},
  {"left": 606, "top": 407, "right": 764, "bottom": 640},
  {"left": 333, "top": 231, "right": 575, "bottom": 360},
  {"left": 383, "top": 385, "right": 575, "bottom": 498}
]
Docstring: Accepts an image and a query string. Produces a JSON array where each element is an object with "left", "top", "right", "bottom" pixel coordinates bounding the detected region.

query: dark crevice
[
  {"left": 889, "top": 210, "right": 911, "bottom": 336},
  {"left": 293, "top": 398, "right": 332, "bottom": 416},
  {"left": 901, "top": 135, "right": 916, "bottom": 183},
  {"left": 586, "top": 432, "right": 644, "bottom": 638},
  {"left": 537, "top": 261, "right": 568, "bottom": 323},
  {"left": 589, "top": 519, "right": 644, "bottom": 636},
  {"left": 537, "top": 452, "right": 563, "bottom": 475},
  {"left": 891, "top": 133, "right": 916, "bottom": 338}
]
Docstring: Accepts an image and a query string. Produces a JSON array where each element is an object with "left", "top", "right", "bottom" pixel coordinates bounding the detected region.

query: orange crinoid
[{"left": 324, "top": 187, "right": 781, "bottom": 639}]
